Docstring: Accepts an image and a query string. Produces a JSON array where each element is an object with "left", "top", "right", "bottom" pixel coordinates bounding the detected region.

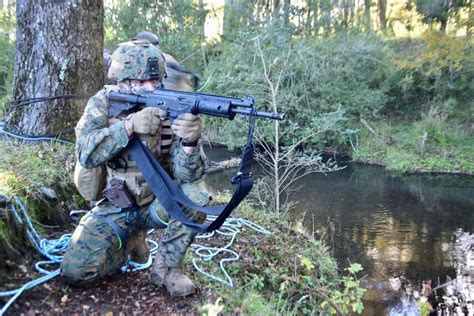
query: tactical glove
[
  {"left": 125, "top": 107, "right": 167, "bottom": 136},
  {"left": 171, "top": 113, "right": 202, "bottom": 144}
]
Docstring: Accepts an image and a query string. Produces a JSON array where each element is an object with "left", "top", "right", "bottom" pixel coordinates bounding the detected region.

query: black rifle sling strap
[{"left": 128, "top": 111, "right": 256, "bottom": 233}]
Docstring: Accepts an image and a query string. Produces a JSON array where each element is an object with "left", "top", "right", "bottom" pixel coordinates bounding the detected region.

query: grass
[
  {"left": 353, "top": 117, "right": 474, "bottom": 174},
  {"left": 189, "top": 195, "right": 366, "bottom": 315},
  {"left": 0, "top": 138, "right": 367, "bottom": 314}
]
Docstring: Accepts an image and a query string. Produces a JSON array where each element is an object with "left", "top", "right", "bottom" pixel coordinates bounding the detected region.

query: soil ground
[{"left": 1, "top": 229, "right": 230, "bottom": 315}]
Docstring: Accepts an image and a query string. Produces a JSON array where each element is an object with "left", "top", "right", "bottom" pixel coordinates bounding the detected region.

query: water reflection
[
  {"left": 287, "top": 164, "right": 474, "bottom": 284},
  {"left": 203, "top": 149, "right": 474, "bottom": 312}
]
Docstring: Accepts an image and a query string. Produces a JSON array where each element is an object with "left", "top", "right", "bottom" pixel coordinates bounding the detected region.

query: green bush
[
  {"left": 203, "top": 24, "right": 394, "bottom": 149},
  {"left": 193, "top": 199, "right": 366, "bottom": 315},
  {"left": 353, "top": 119, "right": 474, "bottom": 173},
  {"left": 104, "top": 0, "right": 206, "bottom": 72},
  {"left": 385, "top": 32, "right": 474, "bottom": 119}
]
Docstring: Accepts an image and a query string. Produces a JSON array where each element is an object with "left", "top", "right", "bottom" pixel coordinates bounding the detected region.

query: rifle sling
[{"left": 128, "top": 114, "right": 256, "bottom": 233}]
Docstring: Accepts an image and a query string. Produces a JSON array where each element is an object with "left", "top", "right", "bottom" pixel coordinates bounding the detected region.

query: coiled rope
[
  {"left": 0, "top": 118, "right": 271, "bottom": 314},
  {"left": 192, "top": 216, "right": 271, "bottom": 287},
  {"left": 0, "top": 192, "right": 270, "bottom": 314}
]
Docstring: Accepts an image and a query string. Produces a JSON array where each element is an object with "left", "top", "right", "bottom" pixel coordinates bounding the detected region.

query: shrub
[
  {"left": 104, "top": 0, "right": 206, "bottom": 71},
  {"left": 386, "top": 31, "right": 474, "bottom": 119},
  {"left": 203, "top": 24, "right": 394, "bottom": 149}
]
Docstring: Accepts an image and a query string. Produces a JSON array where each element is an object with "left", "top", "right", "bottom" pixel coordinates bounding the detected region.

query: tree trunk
[
  {"left": 5, "top": 0, "right": 104, "bottom": 136},
  {"left": 283, "top": 0, "right": 290, "bottom": 26},
  {"left": 350, "top": 0, "right": 355, "bottom": 27},
  {"left": 223, "top": 0, "right": 236, "bottom": 36},
  {"left": 378, "top": 0, "right": 387, "bottom": 31},
  {"left": 305, "top": 0, "right": 312, "bottom": 33},
  {"left": 198, "top": 0, "right": 206, "bottom": 42},
  {"left": 273, "top": 0, "right": 281, "bottom": 20},
  {"left": 468, "top": 0, "right": 473, "bottom": 37},
  {"left": 313, "top": 0, "right": 319, "bottom": 34},
  {"left": 440, "top": 18, "right": 447, "bottom": 33},
  {"left": 342, "top": 0, "right": 350, "bottom": 28},
  {"left": 364, "top": 0, "right": 371, "bottom": 31}
]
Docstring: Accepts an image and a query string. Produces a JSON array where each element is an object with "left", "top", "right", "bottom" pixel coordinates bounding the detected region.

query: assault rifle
[
  {"left": 108, "top": 88, "right": 284, "bottom": 233},
  {"left": 108, "top": 88, "right": 285, "bottom": 121}
]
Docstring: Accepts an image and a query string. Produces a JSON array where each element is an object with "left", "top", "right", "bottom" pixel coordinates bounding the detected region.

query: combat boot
[
  {"left": 149, "top": 253, "right": 196, "bottom": 296},
  {"left": 126, "top": 230, "right": 150, "bottom": 264}
]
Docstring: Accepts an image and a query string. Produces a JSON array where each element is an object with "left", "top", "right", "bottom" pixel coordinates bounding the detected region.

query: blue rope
[
  {"left": 191, "top": 216, "right": 271, "bottom": 287},
  {"left": 0, "top": 192, "right": 271, "bottom": 314},
  {"left": 0, "top": 120, "right": 273, "bottom": 310},
  {"left": 0, "top": 193, "right": 69, "bottom": 316}
]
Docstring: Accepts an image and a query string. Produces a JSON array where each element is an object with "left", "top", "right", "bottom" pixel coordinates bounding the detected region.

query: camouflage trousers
[{"left": 61, "top": 182, "right": 209, "bottom": 286}]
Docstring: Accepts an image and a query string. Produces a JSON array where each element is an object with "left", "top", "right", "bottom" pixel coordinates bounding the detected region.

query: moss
[
  {"left": 0, "top": 140, "right": 83, "bottom": 247},
  {"left": 0, "top": 140, "right": 75, "bottom": 195}
]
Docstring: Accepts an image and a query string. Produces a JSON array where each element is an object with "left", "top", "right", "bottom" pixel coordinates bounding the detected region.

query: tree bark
[
  {"left": 305, "top": 0, "right": 312, "bottom": 32},
  {"left": 342, "top": 0, "right": 350, "bottom": 28},
  {"left": 273, "top": 0, "right": 281, "bottom": 20},
  {"left": 349, "top": 0, "right": 355, "bottom": 27},
  {"left": 468, "top": 0, "right": 473, "bottom": 37},
  {"left": 5, "top": 0, "right": 104, "bottom": 136},
  {"left": 320, "top": 0, "right": 332, "bottom": 34},
  {"left": 440, "top": 18, "right": 447, "bottom": 33}
]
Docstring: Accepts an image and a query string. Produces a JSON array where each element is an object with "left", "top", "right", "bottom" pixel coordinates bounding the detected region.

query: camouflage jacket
[{"left": 75, "top": 87, "right": 208, "bottom": 186}]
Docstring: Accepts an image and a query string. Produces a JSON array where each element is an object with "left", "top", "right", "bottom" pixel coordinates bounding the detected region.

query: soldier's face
[{"left": 131, "top": 79, "right": 159, "bottom": 92}]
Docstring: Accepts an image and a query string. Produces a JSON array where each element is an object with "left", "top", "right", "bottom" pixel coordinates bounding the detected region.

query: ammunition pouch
[{"left": 103, "top": 178, "right": 135, "bottom": 209}]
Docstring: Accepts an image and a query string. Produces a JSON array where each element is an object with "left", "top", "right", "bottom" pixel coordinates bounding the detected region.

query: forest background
[
  {"left": 0, "top": 0, "right": 473, "bottom": 173},
  {"left": 0, "top": 1, "right": 472, "bottom": 314}
]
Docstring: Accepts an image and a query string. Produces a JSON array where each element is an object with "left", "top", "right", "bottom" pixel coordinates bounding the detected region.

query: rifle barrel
[{"left": 232, "top": 108, "right": 285, "bottom": 121}]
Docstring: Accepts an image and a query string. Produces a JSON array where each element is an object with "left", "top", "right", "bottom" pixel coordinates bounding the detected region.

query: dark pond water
[{"left": 203, "top": 146, "right": 474, "bottom": 314}]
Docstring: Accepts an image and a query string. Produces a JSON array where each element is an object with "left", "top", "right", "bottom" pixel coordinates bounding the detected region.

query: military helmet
[
  {"left": 108, "top": 40, "right": 166, "bottom": 81},
  {"left": 134, "top": 31, "right": 160, "bottom": 46}
]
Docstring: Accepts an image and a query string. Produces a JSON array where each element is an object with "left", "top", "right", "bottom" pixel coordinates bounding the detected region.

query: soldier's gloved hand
[
  {"left": 171, "top": 113, "right": 202, "bottom": 145},
  {"left": 125, "top": 107, "right": 167, "bottom": 136}
]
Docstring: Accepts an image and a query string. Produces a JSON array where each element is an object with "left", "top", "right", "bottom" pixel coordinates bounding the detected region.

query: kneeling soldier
[{"left": 62, "top": 40, "right": 209, "bottom": 297}]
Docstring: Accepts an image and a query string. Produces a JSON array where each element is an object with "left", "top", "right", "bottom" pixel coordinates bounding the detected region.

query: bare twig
[{"left": 360, "top": 118, "right": 377, "bottom": 135}]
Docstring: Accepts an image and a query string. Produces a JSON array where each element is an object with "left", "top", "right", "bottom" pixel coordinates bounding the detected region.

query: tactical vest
[
  {"left": 105, "top": 116, "right": 174, "bottom": 206},
  {"left": 74, "top": 88, "right": 174, "bottom": 206}
]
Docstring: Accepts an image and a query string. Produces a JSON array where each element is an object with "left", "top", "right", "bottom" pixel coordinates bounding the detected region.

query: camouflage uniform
[{"left": 62, "top": 47, "right": 209, "bottom": 285}]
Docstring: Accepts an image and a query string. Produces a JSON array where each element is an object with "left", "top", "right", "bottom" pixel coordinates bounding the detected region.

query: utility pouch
[
  {"left": 74, "top": 161, "right": 106, "bottom": 201},
  {"left": 103, "top": 178, "right": 134, "bottom": 209}
]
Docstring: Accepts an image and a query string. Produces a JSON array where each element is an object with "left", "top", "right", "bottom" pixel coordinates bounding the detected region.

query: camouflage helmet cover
[{"left": 107, "top": 40, "right": 166, "bottom": 81}]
